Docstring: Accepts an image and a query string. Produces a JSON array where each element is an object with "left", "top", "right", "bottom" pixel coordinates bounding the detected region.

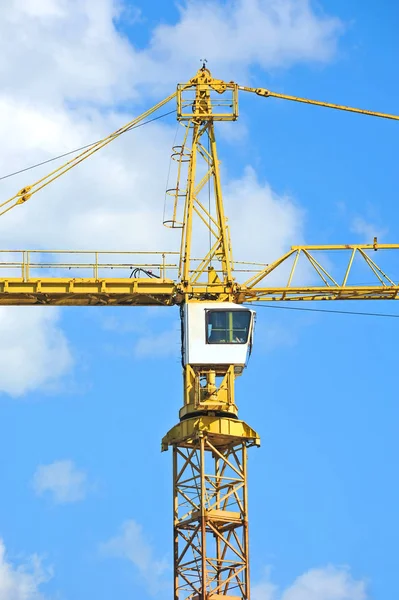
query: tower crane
[{"left": 0, "top": 65, "right": 398, "bottom": 600}]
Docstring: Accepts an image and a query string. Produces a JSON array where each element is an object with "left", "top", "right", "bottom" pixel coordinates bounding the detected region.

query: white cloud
[
  {"left": 131, "top": 0, "right": 343, "bottom": 92},
  {"left": 13, "top": 0, "right": 65, "bottom": 19},
  {"left": 253, "top": 566, "right": 368, "bottom": 600},
  {"left": 0, "top": 0, "right": 343, "bottom": 106},
  {"left": 253, "top": 574, "right": 278, "bottom": 600},
  {"left": 227, "top": 166, "right": 304, "bottom": 265},
  {"left": 223, "top": 166, "right": 314, "bottom": 289},
  {"left": 350, "top": 216, "right": 386, "bottom": 241},
  {"left": 0, "top": 307, "right": 72, "bottom": 397},
  {"left": 0, "top": 102, "right": 177, "bottom": 252},
  {"left": 100, "top": 520, "right": 169, "bottom": 596},
  {"left": 0, "top": 0, "right": 137, "bottom": 105},
  {"left": 0, "top": 539, "right": 52, "bottom": 600},
  {"left": 32, "top": 460, "right": 88, "bottom": 503}
]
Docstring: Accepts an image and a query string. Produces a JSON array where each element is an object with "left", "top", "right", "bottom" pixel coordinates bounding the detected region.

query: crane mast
[
  {"left": 0, "top": 65, "right": 398, "bottom": 599},
  {"left": 163, "top": 67, "right": 258, "bottom": 600}
]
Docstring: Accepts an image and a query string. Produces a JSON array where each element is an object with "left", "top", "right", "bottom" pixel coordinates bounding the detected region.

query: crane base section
[
  {"left": 163, "top": 416, "right": 259, "bottom": 600},
  {"left": 167, "top": 431, "right": 257, "bottom": 600}
]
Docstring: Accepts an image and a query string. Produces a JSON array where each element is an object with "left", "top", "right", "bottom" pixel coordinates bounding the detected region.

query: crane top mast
[{"left": 174, "top": 65, "right": 237, "bottom": 289}]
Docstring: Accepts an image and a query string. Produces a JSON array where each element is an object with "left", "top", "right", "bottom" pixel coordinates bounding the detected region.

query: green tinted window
[{"left": 206, "top": 310, "right": 251, "bottom": 344}]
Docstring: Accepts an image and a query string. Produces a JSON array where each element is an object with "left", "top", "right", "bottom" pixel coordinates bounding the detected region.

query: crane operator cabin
[{"left": 182, "top": 303, "right": 255, "bottom": 373}]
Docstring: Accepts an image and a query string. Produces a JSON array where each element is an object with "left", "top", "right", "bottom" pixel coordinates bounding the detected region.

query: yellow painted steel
[
  {"left": 0, "top": 278, "right": 177, "bottom": 306},
  {"left": 239, "top": 85, "right": 399, "bottom": 121},
  {"left": 162, "top": 415, "right": 260, "bottom": 451},
  {"left": 179, "top": 365, "right": 238, "bottom": 420},
  {"left": 1, "top": 65, "right": 398, "bottom": 600},
  {"left": 169, "top": 437, "right": 253, "bottom": 599},
  {"left": 1, "top": 243, "right": 399, "bottom": 305},
  {"left": 3, "top": 278, "right": 399, "bottom": 305},
  {"left": 177, "top": 67, "right": 239, "bottom": 121},
  {"left": 178, "top": 68, "right": 234, "bottom": 287}
]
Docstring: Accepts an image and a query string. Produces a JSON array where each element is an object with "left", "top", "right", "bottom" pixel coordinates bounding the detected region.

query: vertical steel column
[
  {"left": 174, "top": 447, "right": 180, "bottom": 600},
  {"left": 215, "top": 451, "right": 222, "bottom": 594},
  {"left": 200, "top": 436, "right": 207, "bottom": 599},
  {"left": 242, "top": 444, "right": 250, "bottom": 597}
]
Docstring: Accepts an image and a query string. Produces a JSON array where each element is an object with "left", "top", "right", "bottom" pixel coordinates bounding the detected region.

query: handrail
[{"left": 0, "top": 249, "right": 267, "bottom": 281}]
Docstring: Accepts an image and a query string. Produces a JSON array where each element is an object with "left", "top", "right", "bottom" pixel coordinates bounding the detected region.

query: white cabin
[{"left": 182, "top": 302, "right": 256, "bottom": 370}]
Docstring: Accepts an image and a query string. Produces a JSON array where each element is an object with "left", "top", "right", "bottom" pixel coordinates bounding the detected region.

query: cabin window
[{"left": 206, "top": 310, "right": 251, "bottom": 344}]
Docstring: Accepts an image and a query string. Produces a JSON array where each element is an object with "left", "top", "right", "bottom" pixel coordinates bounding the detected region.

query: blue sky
[{"left": 0, "top": 1, "right": 398, "bottom": 599}]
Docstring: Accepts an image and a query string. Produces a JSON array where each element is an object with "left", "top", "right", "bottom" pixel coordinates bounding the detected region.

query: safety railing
[
  {"left": 0, "top": 250, "right": 179, "bottom": 281},
  {"left": 0, "top": 250, "right": 268, "bottom": 282}
]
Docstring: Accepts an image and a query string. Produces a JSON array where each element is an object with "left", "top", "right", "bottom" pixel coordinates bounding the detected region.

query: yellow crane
[{"left": 1, "top": 64, "right": 398, "bottom": 600}]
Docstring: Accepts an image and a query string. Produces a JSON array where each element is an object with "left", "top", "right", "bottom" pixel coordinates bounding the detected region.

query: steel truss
[{"left": 173, "top": 436, "right": 252, "bottom": 600}]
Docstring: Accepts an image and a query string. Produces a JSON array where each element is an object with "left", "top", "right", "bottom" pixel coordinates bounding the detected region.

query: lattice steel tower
[{"left": 162, "top": 67, "right": 259, "bottom": 600}]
